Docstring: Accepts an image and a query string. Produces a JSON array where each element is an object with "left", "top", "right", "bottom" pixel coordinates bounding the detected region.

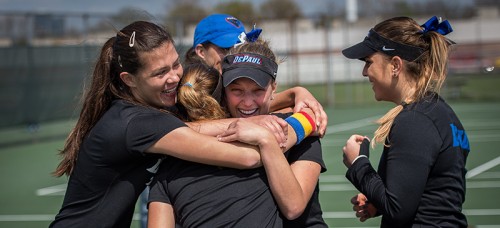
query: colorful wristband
[
  {"left": 298, "top": 111, "right": 317, "bottom": 134},
  {"left": 285, "top": 111, "right": 316, "bottom": 145}
]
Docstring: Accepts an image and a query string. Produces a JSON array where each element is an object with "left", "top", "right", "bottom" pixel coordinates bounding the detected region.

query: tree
[
  {"left": 213, "top": 1, "right": 258, "bottom": 25},
  {"left": 110, "top": 7, "right": 157, "bottom": 29},
  {"left": 164, "top": 0, "right": 208, "bottom": 36},
  {"left": 88, "top": 7, "right": 156, "bottom": 33},
  {"left": 259, "top": 0, "right": 302, "bottom": 20}
]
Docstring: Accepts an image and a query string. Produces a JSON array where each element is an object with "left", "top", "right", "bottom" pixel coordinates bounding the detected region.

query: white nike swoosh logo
[{"left": 382, "top": 46, "right": 395, "bottom": 51}]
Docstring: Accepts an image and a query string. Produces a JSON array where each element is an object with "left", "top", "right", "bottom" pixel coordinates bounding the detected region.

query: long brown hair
[
  {"left": 53, "top": 21, "right": 175, "bottom": 176},
  {"left": 372, "top": 16, "right": 453, "bottom": 147}
]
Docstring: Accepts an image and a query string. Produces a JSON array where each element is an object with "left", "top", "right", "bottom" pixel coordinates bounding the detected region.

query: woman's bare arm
[
  {"left": 148, "top": 202, "right": 175, "bottom": 228},
  {"left": 271, "top": 86, "right": 328, "bottom": 137},
  {"left": 147, "top": 126, "right": 261, "bottom": 169}
]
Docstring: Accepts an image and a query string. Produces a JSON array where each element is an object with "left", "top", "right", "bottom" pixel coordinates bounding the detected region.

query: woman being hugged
[
  {"left": 50, "top": 21, "right": 267, "bottom": 228},
  {"left": 341, "top": 16, "right": 470, "bottom": 227},
  {"left": 148, "top": 39, "right": 327, "bottom": 227}
]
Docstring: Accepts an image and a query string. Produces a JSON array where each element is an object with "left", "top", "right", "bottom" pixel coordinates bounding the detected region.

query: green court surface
[{"left": 0, "top": 101, "right": 499, "bottom": 227}]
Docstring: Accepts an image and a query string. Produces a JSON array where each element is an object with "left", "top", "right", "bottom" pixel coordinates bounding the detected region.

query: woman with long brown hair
[{"left": 50, "top": 21, "right": 272, "bottom": 228}]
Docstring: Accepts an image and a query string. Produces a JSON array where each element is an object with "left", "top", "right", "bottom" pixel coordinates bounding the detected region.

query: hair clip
[
  {"left": 420, "top": 16, "right": 453, "bottom": 35},
  {"left": 129, "top": 31, "right": 136, "bottom": 47},
  {"left": 183, "top": 82, "right": 193, "bottom": 87},
  {"left": 118, "top": 55, "right": 123, "bottom": 68}
]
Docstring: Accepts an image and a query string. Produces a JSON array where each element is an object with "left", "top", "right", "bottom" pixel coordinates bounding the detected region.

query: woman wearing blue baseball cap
[
  {"left": 341, "top": 16, "right": 469, "bottom": 227},
  {"left": 183, "top": 14, "right": 328, "bottom": 137}
]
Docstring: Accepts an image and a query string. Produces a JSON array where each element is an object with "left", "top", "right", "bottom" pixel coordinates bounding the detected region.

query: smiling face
[
  {"left": 362, "top": 52, "right": 402, "bottom": 103},
  {"left": 121, "top": 42, "right": 183, "bottom": 108},
  {"left": 224, "top": 77, "right": 276, "bottom": 118},
  {"left": 195, "top": 43, "right": 229, "bottom": 74}
]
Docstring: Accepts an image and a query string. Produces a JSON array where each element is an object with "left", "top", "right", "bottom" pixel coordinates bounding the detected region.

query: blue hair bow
[
  {"left": 420, "top": 16, "right": 453, "bottom": 35},
  {"left": 245, "top": 25, "right": 262, "bottom": 42},
  {"left": 245, "top": 27, "right": 262, "bottom": 42},
  {"left": 235, "top": 25, "right": 262, "bottom": 47}
]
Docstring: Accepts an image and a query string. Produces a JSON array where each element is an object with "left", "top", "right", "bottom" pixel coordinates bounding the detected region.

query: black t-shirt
[
  {"left": 149, "top": 113, "right": 327, "bottom": 227},
  {"left": 346, "top": 94, "right": 469, "bottom": 228},
  {"left": 50, "top": 100, "right": 186, "bottom": 228}
]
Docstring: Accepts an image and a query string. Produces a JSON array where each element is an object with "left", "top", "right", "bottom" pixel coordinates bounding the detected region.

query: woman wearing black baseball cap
[
  {"left": 182, "top": 14, "right": 328, "bottom": 136},
  {"left": 148, "top": 39, "right": 327, "bottom": 227},
  {"left": 341, "top": 16, "right": 469, "bottom": 227}
]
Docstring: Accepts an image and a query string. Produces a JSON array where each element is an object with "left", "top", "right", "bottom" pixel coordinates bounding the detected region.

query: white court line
[
  {"left": 29, "top": 117, "right": 500, "bottom": 221},
  {"left": 318, "top": 174, "right": 500, "bottom": 191},
  {"left": 466, "top": 181, "right": 500, "bottom": 189},
  {"left": 319, "top": 175, "right": 346, "bottom": 183},
  {"left": 463, "top": 209, "right": 500, "bottom": 216},
  {"left": 0, "top": 213, "right": 151, "bottom": 222},
  {"left": 319, "top": 182, "right": 500, "bottom": 191},
  {"left": 471, "top": 171, "right": 500, "bottom": 179},
  {"left": 2, "top": 209, "right": 500, "bottom": 222},
  {"left": 0, "top": 215, "right": 55, "bottom": 221},
  {"left": 320, "top": 184, "right": 356, "bottom": 191},
  {"left": 36, "top": 184, "right": 66, "bottom": 196},
  {"left": 325, "top": 116, "right": 379, "bottom": 135},
  {"left": 322, "top": 115, "right": 500, "bottom": 180},
  {"left": 466, "top": 156, "right": 500, "bottom": 179}
]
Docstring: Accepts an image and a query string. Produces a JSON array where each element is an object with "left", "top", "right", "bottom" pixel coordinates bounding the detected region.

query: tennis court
[{"left": 0, "top": 100, "right": 499, "bottom": 227}]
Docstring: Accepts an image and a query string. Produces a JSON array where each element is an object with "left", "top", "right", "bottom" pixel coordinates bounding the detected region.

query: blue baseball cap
[{"left": 193, "top": 14, "right": 246, "bottom": 48}]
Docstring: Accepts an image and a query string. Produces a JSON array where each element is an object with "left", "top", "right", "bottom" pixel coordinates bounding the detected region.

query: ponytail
[
  {"left": 178, "top": 63, "right": 227, "bottom": 121},
  {"left": 54, "top": 21, "right": 175, "bottom": 176},
  {"left": 372, "top": 104, "right": 404, "bottom": 148},
  {"left": 370, "top": 16, "right": 453, "bottom": 148},
  {"left": 53, "top": 38, "right": 116, "bottom": 177}
]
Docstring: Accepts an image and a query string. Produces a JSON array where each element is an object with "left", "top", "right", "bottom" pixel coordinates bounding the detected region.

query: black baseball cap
[
  {"left": 342, "top": 29, "right": 426, "bottom": 62},
  {"left": 222, "top": 53, "right": 278, "bottom": 88}
]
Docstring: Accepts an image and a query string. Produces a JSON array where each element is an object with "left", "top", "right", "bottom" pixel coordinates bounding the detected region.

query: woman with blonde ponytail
[
  {"left": 341, "top": 16, "right": 470, "bottom": 227},
  {"left": 177, "top": 63, "right": 227, "bottom": 121}
]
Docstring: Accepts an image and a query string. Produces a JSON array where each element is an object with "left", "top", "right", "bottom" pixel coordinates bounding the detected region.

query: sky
[
  {"left": 0, "top": 0, "right": 333, "bottom": 17},
  {"left": 0, "top": 0, "right": 474, "bottom": 18},
  {"left": 1, "top": 0, "right": 176, "bottom": 15}
]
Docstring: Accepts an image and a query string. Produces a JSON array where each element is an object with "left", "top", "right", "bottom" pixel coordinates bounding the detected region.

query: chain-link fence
[{"left": 1, "top": 11, "right": 499, "bottom": 128}]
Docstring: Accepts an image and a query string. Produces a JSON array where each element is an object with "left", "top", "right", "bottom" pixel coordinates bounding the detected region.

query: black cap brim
[
  {"left": 223, "top": 67, "right": 272, "bottom": 88},
  {"left": 342, "top": 41, "right": 376, "bottom": 60}
]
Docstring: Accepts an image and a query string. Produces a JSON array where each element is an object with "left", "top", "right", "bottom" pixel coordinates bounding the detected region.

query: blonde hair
[
  {"left": 178, "top": 63, "right": 227, "bottom": 121},
  {"left": 371, "top": 17, "right": 453, "bottom": 147}
]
